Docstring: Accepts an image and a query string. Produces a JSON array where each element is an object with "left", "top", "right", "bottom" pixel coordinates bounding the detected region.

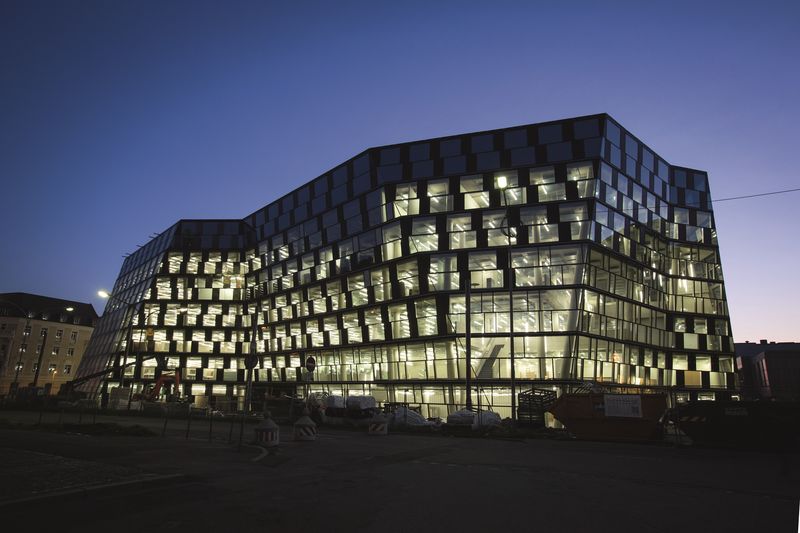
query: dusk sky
[{"left": 1, "top": 0, "right": 798, "bottom": 342}]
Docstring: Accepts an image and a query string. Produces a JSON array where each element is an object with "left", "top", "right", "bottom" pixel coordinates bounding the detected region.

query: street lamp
[
  {"left": 3, "top": 303, "right": 33, "bottom": 397},
  {"left": 97, "top": 289, "right": 140, "bottom": 391},
  {"left": 465, "top": 276, "right": 480, "bottom": 411},
  {"left": 497, "top": 176, "right": 517, "bottom": 422},
  {"left": 243, "top": 300, "right": 262, "bottom": 415}
]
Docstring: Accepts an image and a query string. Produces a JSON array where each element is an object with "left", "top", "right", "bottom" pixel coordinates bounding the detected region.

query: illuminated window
[
  {"left": 672, "top": 354, "right": 688, "bottom": 370},
  {"left": 396, "top": 260, "right": 420, "bottom": 296},
  {"left": 566, "top": 162, "right": 593, "bottom": 181},
  {"left": 389, "top": 304, "right": 410, "bottom": 339},
  {"left": 469, "top": 251, "right": 502, "bottom": 289},
  {"left": 448, "top": 214, "right": 475, "bottom": 250},
  {"left": 538, "top": 183, "right": 566, "bottom": 202},
  {"left": 427, "top": 179, "right": 452, "bottom": 213},
  {"left": 531, "top": 166, "right": 555, "bottom": 184},
  {"left": 429, "top": 254, "right": 459, "bottom": 291},
  {"left": 415, "top": 298, "right": 438, "bottom": 336}
]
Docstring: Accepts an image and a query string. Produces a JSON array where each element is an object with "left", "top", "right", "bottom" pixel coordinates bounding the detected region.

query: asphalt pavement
[{"left": 0, "top": 409, "right": 797, "bottom": 533}]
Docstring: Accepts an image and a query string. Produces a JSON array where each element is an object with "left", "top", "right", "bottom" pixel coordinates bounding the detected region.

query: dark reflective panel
[
  {"left": 439, "top": 138, "right": 461, "bottom": 158},
  {"left": 642, "top": 148, "right": 655, "bottom": 171},
  {"left": 609, "top": 145, "right": 621, "bottom": 168},
  {"left": 332, "top": 166, "right": 348, "bottom": 186},
  {"left": 547, "top": 142, "right": 572, "bottom": 162},
  {"left": 412, "top": 160, "right": 434, "bottom": 178},
  {"left": 331, "top": 183, "right": 348, "bottom": 205},
  {"left": 297, "top": 186, "right": 310, "bottom": 204},
  {"left": 353, "top": 173, "right": 370, "bottom": 194},
  {"left": 343, "top": 199, "right": 360, "bottom": 218},
  {"left": 313, "top": 176, "right": 329, "bottom": 196},
  {"left": 377, "top": 164, "right": 402, "bottom": 183},
  {"left": 625, "top": 134, "right": 639, "bottom": 159},
  {"left": 605, "top": 119, "right": 621, "bottom": 145},
  {"left": 443, "top": 155, "right": 466, "bottom": 174},
  {"left": 354, "top": 154, "right": 370, "bottom": 176},
  {"left": 511, "top": 146, "right": 536, "bottom": 166},
  {"left": 573, "top": 119, "right": 600, "bottom": 139},
  {"left": 281, "top": 194, "right": 294, "bottom": 212},
  {"left": 312, "top": 195, "right": 326, "bottom": 215},
  {"left": 504, "top": 128, "right": 527, "bottom": 148},
  {"left": 674, "top": 169, "right": 687, "bottom": 187},
  {"left": 476, "top": 152, "right": 500, "bottom": 171},
  {"left": 692, "top": 173, "right": 707, "bottom": 192},
  {"left": 657, "top": 160, "right": 669, "bottom": 180},
  {"left": 471, "top": 134, "right": 493, "bottom": 153},
  {"left": 538, "top": 124, "right": 562, "bottom": 144},
  {"left": 584, "top": 138, "right": 602, "bottom": 157},
  {"left": 380, "top": 147, "right": 401, "bottom": 165},
  {"left": 409, "top": 143, "right": 429, "bottom": 161}
]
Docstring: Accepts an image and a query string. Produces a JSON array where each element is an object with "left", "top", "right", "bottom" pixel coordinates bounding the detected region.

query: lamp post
[
  {"left": 465, "top": 279, "right": 472, "bottom": 411},
  {"left": 243, "top": 300, "right": 261, "bottom": 415},
  {"left": 6, "top": 305, "right": 33, "bottom": 397},
  {"left": 497, "top": 176, "right": 517, "bottom": 422},
  {"left": 31, "top": 328, "right": 49, "bottom": 388},
  {"left": 97, "top": 289, "right": 140, "bottom": 392}
]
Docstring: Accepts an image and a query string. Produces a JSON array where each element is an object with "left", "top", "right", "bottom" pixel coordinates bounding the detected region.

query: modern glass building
[{"left": 75, "top": 114, "right": 736, "bottom": 418}]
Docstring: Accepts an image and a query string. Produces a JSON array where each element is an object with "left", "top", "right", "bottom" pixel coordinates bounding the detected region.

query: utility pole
[
  {"left": 465, "top": 281, "right": 472, "bottom": 410},
  {"left": 10, "top": 314, "right": 31, "bottom": 396},
  {"left": 244, "top": 297, "right": 260, "bottom": 414},
  {"left": 498, "top": 179, "right": 517, "bottom": 422},
  {"left": 31, "top": 328, "right": 48, "bottom": 387}
]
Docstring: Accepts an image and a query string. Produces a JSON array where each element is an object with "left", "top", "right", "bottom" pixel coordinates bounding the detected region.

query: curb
[{"left": 0, "top": 473, "right": 185, "bottom": 508}]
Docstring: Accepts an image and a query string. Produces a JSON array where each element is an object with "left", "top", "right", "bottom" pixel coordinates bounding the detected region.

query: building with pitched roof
[{"left": 0, "top": 293, "right": 98, "bottom": 396}]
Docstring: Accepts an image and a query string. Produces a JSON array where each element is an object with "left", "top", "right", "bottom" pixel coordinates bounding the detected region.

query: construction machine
[
  {"left": 56, "top": 362, "right": 138, "bottom": 402},
  {"left": 133, "top": 370, "right": 182, "bottom": 402},
  {"left": 57, "top": 354, "right": 180, "bottom": 404}
]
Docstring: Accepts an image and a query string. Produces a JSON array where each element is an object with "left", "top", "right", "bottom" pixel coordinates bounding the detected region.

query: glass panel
[{"left": 530, "top": 167, "right": 555, "bottom": 184}]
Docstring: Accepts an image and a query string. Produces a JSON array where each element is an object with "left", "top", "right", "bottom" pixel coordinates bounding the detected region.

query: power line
[
  {"left": 592, "top": 187, "right": 800, "bottom": 216},
  {"left": 713, "top": 187, "right": 800, "bottom": 203}
]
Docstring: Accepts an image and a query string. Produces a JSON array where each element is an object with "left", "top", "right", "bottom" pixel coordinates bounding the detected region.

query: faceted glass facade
[{"left": 76, "top": 114, "right": 736, "bottom": 418}]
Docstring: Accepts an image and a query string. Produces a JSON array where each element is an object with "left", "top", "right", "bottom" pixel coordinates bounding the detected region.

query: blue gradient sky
[{"left": 1, "top": 0, "right": 798, "bottom": 342}]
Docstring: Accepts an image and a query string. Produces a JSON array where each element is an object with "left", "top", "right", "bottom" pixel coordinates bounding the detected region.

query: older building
[
  {"left": 0, "top": 293, "right": 98, "bottom": 396},
  {"left": 75, "top": 114, "right": 736, "bottom": 418}
]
